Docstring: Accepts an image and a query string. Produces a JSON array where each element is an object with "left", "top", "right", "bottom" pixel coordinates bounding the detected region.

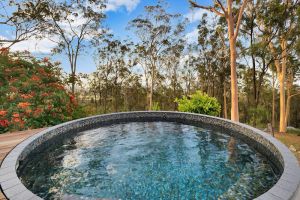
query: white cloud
[
  {"left": 106, "top": 0, "right": 140, "bottom": 12},
  {"left": 184, "top": 9, "right": 216, "bottom": 24},
  {"left": 9, "top": 37, "right": 57, "bottom": 54},
  {"left": 185, "top": 28, "right": 198, "bottom": 44}
]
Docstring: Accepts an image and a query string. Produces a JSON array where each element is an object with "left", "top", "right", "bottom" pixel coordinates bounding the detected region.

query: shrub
[
  {"left": 175, "top": 91, "right": 221, "bottom": 116},
  {"left": 152, "top": 102, "right": 161, "bottom": 111},
  {"left": 0, "top": 52, "right": 79, "bottom": 133}
]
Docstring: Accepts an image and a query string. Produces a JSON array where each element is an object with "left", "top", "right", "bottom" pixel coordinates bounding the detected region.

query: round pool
[{"left": 0, "top": 112, "right": 299, "bottom": 200}]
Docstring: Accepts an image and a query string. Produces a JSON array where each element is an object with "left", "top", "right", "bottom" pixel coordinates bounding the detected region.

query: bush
[
  {"left": 0, "top": 51, "right": 79, "bottom": 133},
  {"left": 152, "top": 102, "right": 161, "bottom": 111},
  {"left": 175, "top": 91, "right": 221, "bottom": 116}
]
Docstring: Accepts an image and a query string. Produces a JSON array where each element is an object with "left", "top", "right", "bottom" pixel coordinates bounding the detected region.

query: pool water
[{"left": 19, "top": 122, "right": 280, "bottom": 199}]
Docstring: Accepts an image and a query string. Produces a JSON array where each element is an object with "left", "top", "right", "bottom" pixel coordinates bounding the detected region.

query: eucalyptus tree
[
  {"left": 239, "top": 2, "right": 275, "bottom": 125},
  {"left": 41, "top": 0, "right": 106, "bottom": 94},
  {"left": 240, "top": 1, "right": 274, "bottom": 117},
  {"left": 95, "top": 38, "right": 134, "bottom": 112},
  {"left": 0, "top": 0, "right": 48, "bottom": 47},
  {"left": 195, "top": 14, "right": 230, "bottom": 118},
  {"left": 197, "top": 14, "right": 222, "bottom": 97},
  {"left": 128, "top": 0, "right": 186, "bottom": 110},
  {"left": 215, "top": 25, "right": 231, "bottom": 119},
  {"left": 189, "top": 0, "right": 249, "bottom": 122},
  {"left": 257, "top": 0, "right": 300, "bottom": 133},
  {"left": 181, "top": 50, "right": 198, "bottom": 96},
  {"left": 161, "top": 25, "right": 186, "bottom": 110},
  {"left": 285, "top": 59, "right": 300, "bottom": 127},
  {"left": 162, "top": 42, "right": 185, "bottom": 110}
]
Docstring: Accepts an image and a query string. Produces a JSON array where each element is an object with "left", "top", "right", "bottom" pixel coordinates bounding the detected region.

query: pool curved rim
[{"left": 0, "top": 111, "right": 299, "bottom": 200}]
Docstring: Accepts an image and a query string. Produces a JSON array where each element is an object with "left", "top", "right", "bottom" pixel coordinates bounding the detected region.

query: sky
[{"left": 1, "top": 0, "right": 212, "bottom": 74}]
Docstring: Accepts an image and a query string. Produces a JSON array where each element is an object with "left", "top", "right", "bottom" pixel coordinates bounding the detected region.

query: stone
[{"left": 289, "top": 145, "right": 297, "bottom": 152}]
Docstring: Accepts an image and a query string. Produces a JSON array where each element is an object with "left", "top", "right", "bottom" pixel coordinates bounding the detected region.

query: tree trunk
[
  {"left": 278, "top": 74, "right": 286, "bottom": 133},
  {"left": 272, "top": 70, "right": 276, "bottom": 128},
  {"left": 279, "top": 40, "right": 287, "bottom": 133},
  {"left": 223, "top": 83, "right": 228, "bottom": 119},
  {"left": 71, "top": 72, "right": 76, "bottom": 94},
  {"left": 229, "top": 36, "right": 239, "bottom": 122},
  {"left": 285, "top": 93, "right": 291, "bottom": 128},
  {"left": 94, "top": 93, "right": 98, "bottom": 110},
  {"left": 227, "top": 2, "right": 240, "bottom": 122},
  {"left": 149, "top": 66, "right": 155, "bottom": 111}
]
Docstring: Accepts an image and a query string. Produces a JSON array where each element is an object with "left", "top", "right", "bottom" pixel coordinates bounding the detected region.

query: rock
[{"left": 289, "top": 145, "right": 297, "bottom": 152}]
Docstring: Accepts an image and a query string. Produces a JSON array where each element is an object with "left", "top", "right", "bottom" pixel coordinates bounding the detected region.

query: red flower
[
  {"left": 31, "top": 75, "right": 40, "bottom": 82},
  {"left": 0, "top": 48, "right": 9, "bottom": 55},
  {"left": 25, "top": 109, "right": 32, "bottom": 115},
  {"left": 21, "top": 94, "right": 34, "bottom": 99},
  {"left": 48, "top": 83, "right": 64, "bottom": 90},
  {"left": 12, "top": 117, "right": 21, "bottom": 123},
  {"left": 10, "top": 86, "right": 18, "bottom": 93},
  {"left": 12, "top": 113, "right": 20, "bottom": 118},
  {"left": 9, "top": 78, "right": 18, "bottom": 84},
  {"left": 0, "top": 110, "right": 7, "bottom": 117},
  {"left": 17, "top": 102, "right": 31, "bottom": 109},
  {"left": 47, "top": 104, "right": 53, "bottom": 110},
  {"left": 69, "top": 95, "right": 77, "bottom": 105},
  {"left": 33, "top": 108, "right": 43, "bottom": 117},
  {"left": 0, "top": 119, "right": 9, "bottom": 127},
  {"left": 41, "top": 93, "right": 49, "bottom": 97},
  {"left": 43, "top": 57, "right": 49, "bottom": 62}
]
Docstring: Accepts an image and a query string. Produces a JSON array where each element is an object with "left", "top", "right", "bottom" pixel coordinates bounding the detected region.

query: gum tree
[
  {"left": 129, "top": 0, "right": 186, "bottom": 110},
  {"left": 0, "top": 0, "right": 48, "bottom": 47},
  {"left": 42, "top": 0, "right": 106, "bottom": 94},
  {"left": 257, "top": 0, "right": 299, "bottom": 133},
  {"left": 189, "top": 0, "right": 249, "bottom": 122}
]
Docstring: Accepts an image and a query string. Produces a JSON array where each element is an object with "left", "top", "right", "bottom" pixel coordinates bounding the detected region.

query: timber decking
[{"left": 0, "top": 128, "right": 44, "bottom": 200}]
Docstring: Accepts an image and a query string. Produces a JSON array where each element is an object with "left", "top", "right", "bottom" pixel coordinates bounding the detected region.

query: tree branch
[
  {"left": 234, "top": 0, "right": 248, "bottom": 41},
  {"left": 216, "top": 0, "right": 226, "bottom": 15},
  {"left": 189, "top": 0, "right": 225, "bottom": 17}
]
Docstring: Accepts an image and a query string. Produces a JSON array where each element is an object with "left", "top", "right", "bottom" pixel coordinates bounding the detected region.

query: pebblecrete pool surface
[{"left": 18, "top": 122, "right": 280, "bottom": 200}]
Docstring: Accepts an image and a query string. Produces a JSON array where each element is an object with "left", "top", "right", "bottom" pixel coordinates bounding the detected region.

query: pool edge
[{"left": 0, "top": 111, "right": 299, "bottom": 200}]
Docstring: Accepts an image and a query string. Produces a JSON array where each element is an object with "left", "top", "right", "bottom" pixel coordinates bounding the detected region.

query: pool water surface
[{"left": 18, "top": 122, "right": 280, "bottom": 199}]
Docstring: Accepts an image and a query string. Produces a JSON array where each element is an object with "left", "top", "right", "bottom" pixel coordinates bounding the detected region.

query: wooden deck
[{"left": 0, "top": 128, "right": 45, "bottom": 200}]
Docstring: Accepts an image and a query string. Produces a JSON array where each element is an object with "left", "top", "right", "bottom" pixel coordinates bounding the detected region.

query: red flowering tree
[{"left": 0, "top": 51, "right": 81, "bottom": 133}]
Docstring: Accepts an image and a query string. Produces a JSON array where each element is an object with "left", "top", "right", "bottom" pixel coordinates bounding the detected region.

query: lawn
[{"left": 275, "top": 132, "right": 300, "bottom": 164}]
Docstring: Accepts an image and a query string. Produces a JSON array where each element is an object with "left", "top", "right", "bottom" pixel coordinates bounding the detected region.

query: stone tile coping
[{"left": 0, "top": 111, "right": 299, "bottom": 200}]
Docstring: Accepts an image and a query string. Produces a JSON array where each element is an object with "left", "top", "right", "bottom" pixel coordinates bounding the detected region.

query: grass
[
  {"left": 275, "top": 131, "right": 300, "bottom": 164},
  {"left": 287, "top": 127, "right": 300, "bottom": 136}
]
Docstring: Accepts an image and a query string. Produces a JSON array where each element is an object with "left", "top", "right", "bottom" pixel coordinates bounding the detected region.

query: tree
[
  {"left": 181, "top": 47, "right": 198, "bottom": 97},
  {"left": 162, "top": 37, "right": 186, "bottom": 110},
  {"left": 257, "top": 0, "right": 300, "bottom": 133},
  {"left": 0, "top": 52, "right": 80, "bottom": 133},
  {"left": 195, "top": 14, "right": 230, "bottom": 118},
  {"left": 41, "top": 0, "right": 106, "bottom": 94},
  {"left": 189, "top": 0, "right": 249, "bottom": 122},
  {"left": 98, "top": 38, "right": 133, "bottom": 112},
  {"left": 0, "top": 0, "right": 48, "bottom": 47},
  {"left": 129, "top": 0, "right": 186, "bottom": 110},
  {"left": 239, "top": 1, "right": 274, "bottom": 125}
]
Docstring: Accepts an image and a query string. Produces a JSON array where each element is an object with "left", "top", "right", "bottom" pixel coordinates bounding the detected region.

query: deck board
[{"left": 0, "top": 128, "right": 44, "bottom": 200}]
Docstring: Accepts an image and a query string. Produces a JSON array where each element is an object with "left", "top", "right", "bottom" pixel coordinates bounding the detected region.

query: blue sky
[{"left": 2, "top": 0, "right": 212, "bottom": 74}]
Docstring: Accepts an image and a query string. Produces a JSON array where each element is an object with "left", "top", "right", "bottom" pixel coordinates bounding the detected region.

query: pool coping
[{"left": 0, "top": 111, "right": 299, "bottom": 200}]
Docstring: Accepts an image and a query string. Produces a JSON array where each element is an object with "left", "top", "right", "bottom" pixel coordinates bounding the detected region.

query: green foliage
[
  {"left": 0, "top": 52, "right": 79, "bottom": 133},
  {"left": 152, "top": 102, "right": 161, "bottom": 111},
  {"left": 287, "top": 127, "right": 300, "bottom": 136},
  {"left": 248, "top": 106, "right": 271, "bottom": 128},
  {"left": 175, "top": 91, "right": 221, "bottom": 116}
]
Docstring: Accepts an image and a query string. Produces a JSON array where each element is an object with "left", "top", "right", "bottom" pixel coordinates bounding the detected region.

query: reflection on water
[{"left": 19, "top": 122, "right": 280, "bottom": 200}]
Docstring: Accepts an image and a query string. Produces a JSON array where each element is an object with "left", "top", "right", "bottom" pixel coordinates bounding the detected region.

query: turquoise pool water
[{"left": 19, "top": 122, "right": 280, "bottom": 199}]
